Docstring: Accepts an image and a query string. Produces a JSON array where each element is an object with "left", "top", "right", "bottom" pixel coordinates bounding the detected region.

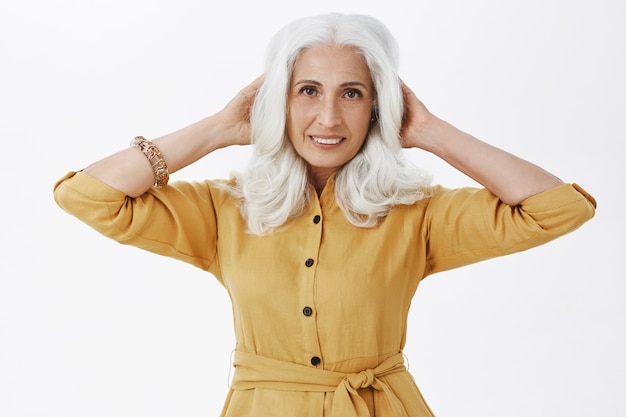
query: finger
[
  {"left": 401, "top": 84, "right": 418, "bottom": 104},
  {"left": 248, "top": 74, "right": 265, "bottom": 93},
  {"left": 399, "top": 79, "right": 412, "bottom": 96},
  {"left": 242, "top": 74, "right": 265, "bottom": 104}
]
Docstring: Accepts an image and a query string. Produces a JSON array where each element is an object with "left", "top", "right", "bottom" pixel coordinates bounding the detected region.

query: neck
[{"left": 308, "top": 167, "right": 336, "bottom": 196}]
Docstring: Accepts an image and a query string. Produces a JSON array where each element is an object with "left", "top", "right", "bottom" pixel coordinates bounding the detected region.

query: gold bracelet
[{"left": 130, "top": 136, "right": 169, "bottom": 188}]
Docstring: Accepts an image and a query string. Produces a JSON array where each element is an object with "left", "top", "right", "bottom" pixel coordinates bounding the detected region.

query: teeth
[{"left": 312, "top": 137, "right": 343, "bottom": 145}]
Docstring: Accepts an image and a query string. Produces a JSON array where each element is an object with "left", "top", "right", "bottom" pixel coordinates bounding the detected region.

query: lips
[{"left": 311, "top": 136, "right": 345, "bottom": 145}]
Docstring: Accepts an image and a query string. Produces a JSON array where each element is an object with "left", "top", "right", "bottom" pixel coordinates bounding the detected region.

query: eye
[
  {"left": 299, "top": 86, "right": 317, "bottom": 96},
  {"left": 344, "top": 89, "right": 362, "bottom": 99}
]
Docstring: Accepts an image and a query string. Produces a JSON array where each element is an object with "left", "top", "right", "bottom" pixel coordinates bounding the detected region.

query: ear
[{"left": 371, "top": 102, "right": 379, "bottom": 123}]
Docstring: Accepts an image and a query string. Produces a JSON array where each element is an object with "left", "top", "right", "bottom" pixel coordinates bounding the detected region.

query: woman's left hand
[
  {"left": 398, "top": 81, "right": 563, "bottom": 205},
  {"left": 399, "top": 82, "right": 438, "bottom": 151}
]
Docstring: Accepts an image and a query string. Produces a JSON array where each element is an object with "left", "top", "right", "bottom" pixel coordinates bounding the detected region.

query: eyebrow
[{"left": 293, "top": 80, "right": 370, "bottom": 90}]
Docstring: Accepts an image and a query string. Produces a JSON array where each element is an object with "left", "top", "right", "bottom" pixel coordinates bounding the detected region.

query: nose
[{"left": 316, "top": 96, "right": 342, "bottom": 128}]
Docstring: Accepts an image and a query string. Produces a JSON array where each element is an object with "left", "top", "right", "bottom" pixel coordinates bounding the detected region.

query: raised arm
[
  {"left": 400, "top": 83, "right": 563, "bottom": 206},
  {"left": 82, "top": 76, "right": 263, "bottom": 197}
]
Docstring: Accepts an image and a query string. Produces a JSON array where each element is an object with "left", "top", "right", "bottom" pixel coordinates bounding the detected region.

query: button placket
[
  {"left": 298, "top": 205, "right": 323, "bottom": 368},
  {"left": 302, "top": 216, "right": 318, "bottom": 318},
  {"left": 292, "top": 202, "right": 323, "bottom": 367}
]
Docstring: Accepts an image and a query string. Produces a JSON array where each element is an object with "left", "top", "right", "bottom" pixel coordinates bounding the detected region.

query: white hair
[{"left": 225, "top": 13, "right": 432, "bottom": 235}]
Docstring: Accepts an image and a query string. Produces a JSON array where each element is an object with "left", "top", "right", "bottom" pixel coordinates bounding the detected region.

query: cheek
[
  {"left": 349, "top": 111, "right": 373, "bottom": 137},
  {"left": 286, "top": 106, "right": 298, "bottom": 138},
  {"left": 287, "top": 103, "right": 315, "bottom": 137},
  {"left": 287, "top": 103, "right": 303, "bottom": 128}
]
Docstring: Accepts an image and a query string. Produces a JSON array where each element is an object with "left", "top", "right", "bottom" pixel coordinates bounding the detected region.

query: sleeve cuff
[{"left": 54, "top": 171, "right": 128, "bottom": 202}]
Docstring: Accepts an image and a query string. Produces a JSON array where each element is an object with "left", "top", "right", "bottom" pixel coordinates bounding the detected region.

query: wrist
[
  {"left": 199, "top": 115, "right": 230, "bottom": 152},
  {"left": 410, "top": 114, "right": 448, "bottom": 154}
]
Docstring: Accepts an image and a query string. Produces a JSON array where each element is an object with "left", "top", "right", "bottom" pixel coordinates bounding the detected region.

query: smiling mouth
[{"left": 311, "top": 136, "right": 344, "bottom": 145}]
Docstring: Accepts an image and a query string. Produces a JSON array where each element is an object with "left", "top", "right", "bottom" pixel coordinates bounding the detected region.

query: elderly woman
[{"left": 54, "top": 13, "right": 595, "bottom": 417}]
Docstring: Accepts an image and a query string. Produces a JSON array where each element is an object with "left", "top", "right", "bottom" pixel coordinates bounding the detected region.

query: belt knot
[
  {"left": 346, "top": 368, "right": 376, "bottom": 390},
  {"left": 231, "top": 351, "right": 410, "bottom": 417}
]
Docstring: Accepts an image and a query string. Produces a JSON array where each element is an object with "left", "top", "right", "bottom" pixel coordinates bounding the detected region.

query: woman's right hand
[
  {"left": 81, "top": 76, "right": 264, "bottom": 197},
  {"left": 212, "top": 75, "right": 264, "bottom": 148}
]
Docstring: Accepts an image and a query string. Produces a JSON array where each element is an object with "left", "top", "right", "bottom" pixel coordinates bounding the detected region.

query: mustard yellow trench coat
[{"left": 54, "top": 172, "right": 596, "bottom": 416}]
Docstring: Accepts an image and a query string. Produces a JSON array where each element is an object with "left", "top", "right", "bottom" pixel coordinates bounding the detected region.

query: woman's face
[{"left": 286, "top": 45, "right": 375, "bottom": 183}]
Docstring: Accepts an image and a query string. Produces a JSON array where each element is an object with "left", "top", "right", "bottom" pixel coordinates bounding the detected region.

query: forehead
[{"left": 291, "top": 45, "right": 372, "bottom": 85}]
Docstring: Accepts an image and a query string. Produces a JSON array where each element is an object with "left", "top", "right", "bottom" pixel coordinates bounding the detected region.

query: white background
[{"left": 1, "top": 0, "right": 624, "bottom": 416}]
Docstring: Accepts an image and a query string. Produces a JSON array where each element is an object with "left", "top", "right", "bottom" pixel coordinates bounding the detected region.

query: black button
[
  {"left": 305, "top": 258, "right": 314, "bottom": 267},
  {"left": 302, "top": 306, "right": 313, "bottom": 316},
  {"left": 313, "top": 215, "right": 321, "bottom": 224},
  {"left": 311, "top": 356, "right": 321, "bottom": 366}
]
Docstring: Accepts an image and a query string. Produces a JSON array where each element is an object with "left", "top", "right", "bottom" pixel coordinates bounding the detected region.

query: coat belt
[{"left": 230, "top": 351, "right": 409, "bottom": 417}]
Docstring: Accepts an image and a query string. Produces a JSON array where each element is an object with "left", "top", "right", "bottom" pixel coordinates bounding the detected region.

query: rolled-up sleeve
[
  {"left": 53, "top": 171, "right": 224, "bottom": 273},
  {"left": 423, "top": 183, "right": 596, "bottom": 276}
]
